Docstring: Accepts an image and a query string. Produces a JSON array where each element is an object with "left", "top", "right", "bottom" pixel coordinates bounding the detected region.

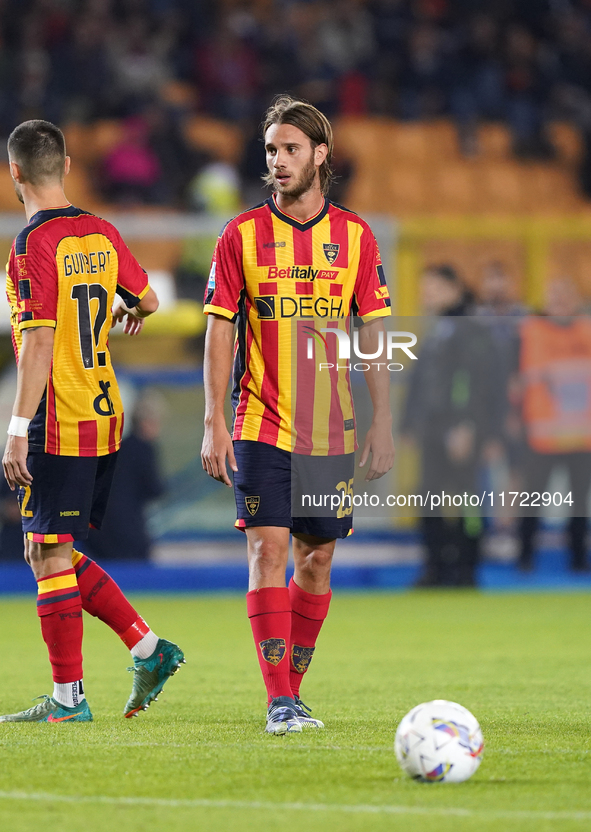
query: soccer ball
[{"left": 394, "top": 700, "right": 484, "bottom": 783}]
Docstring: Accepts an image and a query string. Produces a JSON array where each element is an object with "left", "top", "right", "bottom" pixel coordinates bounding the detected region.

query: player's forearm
[
  {"left": 13, "top": 327, "right": 55, "bottom": 419},
  {"left": 203, "top": 315, "right": 235, "bottom": 425},
  {"left": 359, "top": 319, "right": 392, "bottom": 423},
  {"left": 134, "top": 286, "right": 159, "bottom": 318}
]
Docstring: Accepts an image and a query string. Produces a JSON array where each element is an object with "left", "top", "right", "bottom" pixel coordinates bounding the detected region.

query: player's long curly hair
[{"left": 262, "top": 96, "right": 335, "bottom": 195}]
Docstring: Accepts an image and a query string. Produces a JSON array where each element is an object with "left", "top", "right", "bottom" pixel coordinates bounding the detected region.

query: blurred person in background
[
  {"left": 317, "top": 0, "right": 376, "bottom": 116},
  {"left": 193, "top": 11, "right": 261, "bottom": 122},
  {"left": 188, "top": 154, "right": 242, "bottom": 215},
  {"left": 48, "top": 10, "right": 111, "bottom": 123},
  {"left": 398, "top": 22, "right": 448, "bottom": 120},
  {"left": 474, "top": 261, "right": 529, "bottom": 548},
  {"left": 101, "top": 114, "right": 163, "bottom": 205},
  {"left": 402, "top": 264, "right": 497, "bottom": 587},
  {"left": 107, "top": 11, "right": 172, "bottom": 117},
  {"left": 85, "top": 392, "right": 165, "bottom": 563},
  {"left": 517, "top": 277, "right": 591, "bottom": 572},
  {"left": 503, "top": 23, "right": 555, "bottom": 160},
  {"left": 449, "top": 13, "right": 505, "bottom": 157},
  {"left": 369, "top": 0, "right": 411, "bottom": 114}
]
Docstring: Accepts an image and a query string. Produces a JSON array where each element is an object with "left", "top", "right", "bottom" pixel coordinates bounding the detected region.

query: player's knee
[
  {"left": 302, "top": 548, "right": 333, "bottom": 574},
  {"left": 248, "top": 539, "right": 287, "bottom": 573},
  {"left": 25, "top": 541, "right": 46, "bottom": 578}
]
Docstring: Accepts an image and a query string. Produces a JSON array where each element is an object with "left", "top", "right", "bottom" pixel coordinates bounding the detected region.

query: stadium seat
[
  {"left": 429, "top": 162, "right": 476, "bottom": 214},
  {"left": 474, "top": 161, "right": 526, "bottom": 213},
  {"left": 0, "top": 168, "right": 20, "bottom": 211},
  {"left": 522, "top": 165, "right": 580, "bottom": 213},
  {"left": 477, "top": 124, "right": 513, "bottom": 159},
  {"left": 422, "top": 121, "right": 461, "bottom": 161},
  {"left": 548, "top": 122, "right": 583, "bottom": 165},
  {"left": 184, "top": 117, "right": 243, "bottom": 165},
  {"left": 387, "top": 165, "right": 429, "bottom": 214}
]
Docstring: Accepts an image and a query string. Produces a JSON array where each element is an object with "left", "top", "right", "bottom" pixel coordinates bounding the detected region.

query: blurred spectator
[
  {"left": 399, "top": 23, "right": 447, "bottom": 120},
  {"left": 449, "top": 13, "right": 504, "bottom": 156},
  {"left": 49, "top": 12, "right": 111, "bottom": 123},
  {"left": 318, "top": 0, "right": 375, "bottom": 115},
  {"left": 101, "top": 114, "right": 163, "bottom": 205},
  {"left": 369, "top": 0, "right": 411, "bottom": 114},
  {"left": 18, "top": 11, "right": 52, "bottom": 122},
  {"left": 144, "top": 99, "right": 205, "bottom": 208},
  {"left": 188, "top": 158, "right": 242, "bottom": 215},
  {"left": 517, "top": 278, "right": 591, "bottom": 572},
  {"left": 287, "top": 2, "right": 337, "bottom": 114},
  {"left": 474, "top": 262, "right": 529, "bottom": 537},
  {"left": 401, "top": 264, "right": 497, "bottom": 586},
  {"left": 193, "top": 12, "right": 260, "bottom": 122},
  {"left": 240, "top": 118, "right": 272, "bottom": 207},
  {"left": 503, "top": 24, "right": 555, "bottom": 159},
  {"left": 84, "top": 392, "right": 165, "bottom": 562},
  {"left": 475, "top": 260, "right": 527, "bottom": 318},
  {"left": 474, "top": 260, "right": 528, "bottom": 441},
  {"left": 6, "top": 1, "right": 591, "bottom": 195},
  {"left": 108, "top": 12, "right": 171, "bottom": 115}
]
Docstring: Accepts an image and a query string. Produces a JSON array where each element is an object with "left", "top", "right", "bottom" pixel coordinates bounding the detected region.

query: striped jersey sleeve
[
  {"left": 203, "top": 220, "right": 244, "bottom": 319},
  {"left": 109, "top": 224, "right": 151, "bottom": 307},
  {"left": 10, "top": 233, "right": 59, "bottom": 330},
  {"left": 353, "top": 225, "right": 391, "bottom": 318}
]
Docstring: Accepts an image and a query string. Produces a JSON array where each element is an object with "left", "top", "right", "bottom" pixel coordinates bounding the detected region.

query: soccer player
[
  {"left": 0, "top": 120, "right": 184, "bottom": 723},
  {"left": 201, "top": 97, "right": 394, "bottom": 734}
]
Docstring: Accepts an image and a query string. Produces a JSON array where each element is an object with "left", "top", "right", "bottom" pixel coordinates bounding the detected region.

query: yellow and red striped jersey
[
  {"left": 204, "top": 195, "right": 391, "bottom": 455},
  {"left": 6, "top": 205, "right": 150, "bottom": 456}
]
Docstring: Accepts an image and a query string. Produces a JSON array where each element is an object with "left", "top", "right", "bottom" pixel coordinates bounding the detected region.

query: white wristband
[{"left": 7, "top": 416, "right": 30, "bottom": 437}]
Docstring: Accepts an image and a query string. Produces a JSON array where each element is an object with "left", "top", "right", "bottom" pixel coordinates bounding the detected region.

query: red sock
[
  {"left": 246, "top": 587, "right": 293, "bottom": 703},
  {"left": 72, "top": 550, "right": 150, "bottom": 649},
  {"left": 37, "top": 568, "right": 83, "bottom": 684},
  {"left": 288, "top": 578, "right": 331, "bottom": 699}
]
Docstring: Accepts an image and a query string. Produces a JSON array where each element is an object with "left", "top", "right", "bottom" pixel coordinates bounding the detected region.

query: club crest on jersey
[
  {"left": 245, "top": 495, "right": 260, "bottom": 516},
  {"left": 291, "top": 645, "right": 315, "bottom": 674},
  {"left": 259, "top": 638, "right": 286, "bottom": 665},
  {"left": 323, "top": 243, "right": 340, "bottom": 265}
]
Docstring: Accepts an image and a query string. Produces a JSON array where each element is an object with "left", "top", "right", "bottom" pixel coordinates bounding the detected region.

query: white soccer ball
[{"left": 394, "top": 700, "right": 484, "bottom": 783}]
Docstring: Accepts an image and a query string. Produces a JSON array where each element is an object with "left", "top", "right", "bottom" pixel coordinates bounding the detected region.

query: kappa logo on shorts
[
  {"left": 245, "top": 495, "right": 260, "bottom": 516},
  {"left": 323, "top": 243, "right": 340, "bottom": 265},
  {"left": 259, "top": 638, "right": 286, "bottom": 666},
  {"left": 291, "top": 645, "right": 315, "bottom": 674}
]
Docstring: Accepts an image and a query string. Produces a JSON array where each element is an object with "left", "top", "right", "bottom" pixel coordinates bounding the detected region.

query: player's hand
[
  {"left": 359, "top": 420, "right": 395, "bottom": 481},
  {"left": 3, "top": 434, "right": 32, "bottom": 490},
  {"left": 111, "top": 298, "right": 145, "bottom": 336},
  {"left": 201, "top": 418, "right": 238, "bottom": 487}
]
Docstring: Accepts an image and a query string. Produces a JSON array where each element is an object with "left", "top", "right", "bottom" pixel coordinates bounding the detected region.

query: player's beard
[{"left": 273, "top": 151, "right": 317, "bottom": 199}]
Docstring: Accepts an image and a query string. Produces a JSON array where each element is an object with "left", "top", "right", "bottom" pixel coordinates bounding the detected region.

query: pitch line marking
[
  {"left": 0, "top": 791, "right": 591, "bottom": 821},
  {"left": 4, "top": 738, "right": 590, "bottom": 756}
]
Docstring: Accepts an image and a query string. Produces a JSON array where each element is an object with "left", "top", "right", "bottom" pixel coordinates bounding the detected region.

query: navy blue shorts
[
  {"left": 18, "top": 452, "right": 118, "bottom": 543},
  {"left": 233, "top": 440, "right": 355, "bottom": 539}
]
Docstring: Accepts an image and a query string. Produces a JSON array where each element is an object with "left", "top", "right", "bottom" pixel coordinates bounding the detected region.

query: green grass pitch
[{"left": 1, "top": 591, "right": 591, "bottom": 832}]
